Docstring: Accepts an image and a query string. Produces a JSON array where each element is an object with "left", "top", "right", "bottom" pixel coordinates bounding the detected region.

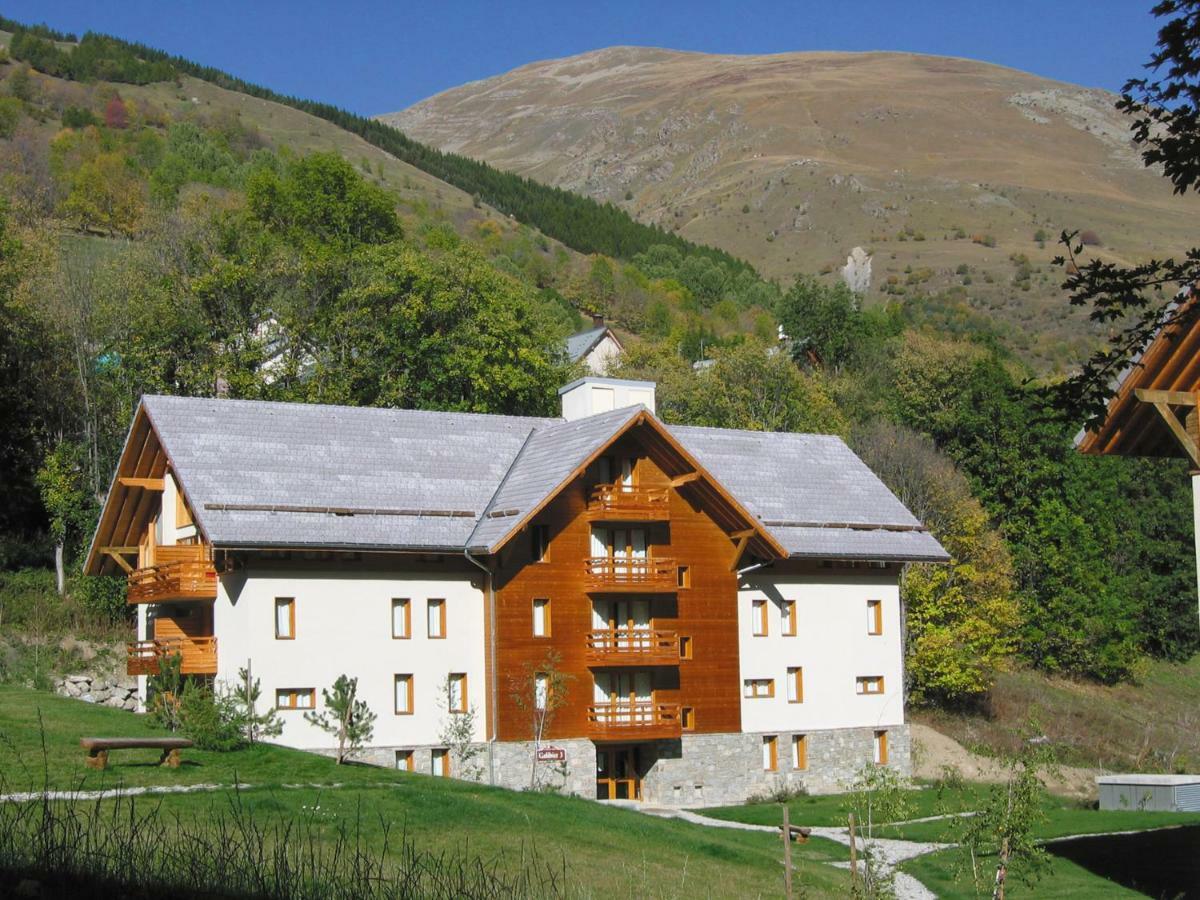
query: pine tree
[{"left": 304, "top": 674, "right": 376, "bottom": 764}]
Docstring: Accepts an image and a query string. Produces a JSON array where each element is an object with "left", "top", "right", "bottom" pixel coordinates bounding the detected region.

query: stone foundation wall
[
  {"left": 319, "top": 724, "right": 911, "bottom": 808},
  {"left": 55, "top": 673, "right": 138, "bottom": 711}
]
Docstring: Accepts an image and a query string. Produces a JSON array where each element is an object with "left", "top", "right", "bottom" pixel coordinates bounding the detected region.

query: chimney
[
  {"left": 559, "top": 377, "right": 656, "bottom": 422},
  {"left": 591, "top": 313, "right": 605, "bottom": 328}
]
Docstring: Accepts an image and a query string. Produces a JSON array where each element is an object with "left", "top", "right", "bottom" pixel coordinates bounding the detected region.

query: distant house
[
  {"left": 566, "top": 316, "right": 624, "bottom": 374},
  {"left": 86, "top": 377, "right": 945, "bottom": 805}
]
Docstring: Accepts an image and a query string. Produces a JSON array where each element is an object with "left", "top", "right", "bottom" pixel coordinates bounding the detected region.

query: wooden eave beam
[
  {"left": 730, "top": 535, "right": 750, "bottom": 572},
  {"left": 1135, "top": 391, "right": 1200, "bottom": 466},
  {"left": 102, "top": 550, "right": 134, "bottom": 574},
  {"left": 118, "top": 477, "right": 164, "bottom": 490},
  {"left": 1134, "top": 388, "right": 1200, "bottom": 407},
  {"left": 730, "top": 528, "right": 757, "bottom": 539},
  {"left": 670, "top": 472, "right": 701, "bottom": 488}
]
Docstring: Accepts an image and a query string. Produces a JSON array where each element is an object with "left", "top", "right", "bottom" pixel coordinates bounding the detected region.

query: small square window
[
  {"left": 856, "top": 676, "right": 885, "bottom": 696},
  {"left": 275, "top": 688, "right": 314, "bottom": 710},
  {"left": 681, "top": 706, "right": 696, "bottom": 730},
  {"left": 447, "top": 673, "right": 467, "bottom": 713},
  {"left": 392, "top": 598, "right": 411, "bottom": 639},
  {"left": 432, "top": 747, "right": 450, "bottom": 777},
  {"left": 762, "top": 735, "right": 778, "bottom": 772},
  {"left": 531, "top": 524, "right": 550, "bottom": 563},
  {"left": 394, "top": 674, "right": 414, "bottom": 714},
  {"left": 532, "top": 598, "right": 551, "bottom": 637},
  {"left": 678, "top": 635, "right": 693, "bottom": 660},
  {"left": 874, "top": 730, "right": 889, "bottom": 765},
  {"left": 275, "top": 598, "right": 295, "bottom": 640},
  {"left": 677, "top": 565, "right": 691, "bottom": 588},
  {"left": 792, "top": 735, "right": 808, "bottom": 770},
  {"left": 867, "top": 600, "right": 883, "bottom": 636},
  {"left": 743, "top": 678, "right": 774, "bottom": 699},
  {"left": 427, "top": 599, "right": 446, "bottom": 639},
  {"left": 395, "top": 749, "right": 414, "bottom": 772},
  {"left": 787, "top": 667, "right": 803, "bottom": 704},
  {"left": 781, "top": 600, "right": 797, "bottom": 637},
  {"left": 752, "top": 599, "right": 768, "bottom": 637}
]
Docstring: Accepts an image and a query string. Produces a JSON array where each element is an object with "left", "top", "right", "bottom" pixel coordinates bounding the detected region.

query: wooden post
[
  {"left": 848, "top": 811, "right": 859, "bottom": 892},
  {"left": 993, "top": 836, "right": 1009, "bottom": 900},
  {"left": 782, "top": 804, "right": 794, "bottom": 900}
]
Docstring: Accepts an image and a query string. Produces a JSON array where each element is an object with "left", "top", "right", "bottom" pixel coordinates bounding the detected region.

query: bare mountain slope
[{"left": 383, "top": 47, "right": 1200, "bottom": 369}]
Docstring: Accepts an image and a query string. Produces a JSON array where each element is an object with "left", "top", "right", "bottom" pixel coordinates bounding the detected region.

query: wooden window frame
[
  {"left": 532, "top": 597, "right": 551, "bottom": 638},
  {"left": 394, "top": 674, "right": 414, "bottom": 715},
  {"left": 787, "top": 666, "right": 804, "bottom": 704},
  {"left": 867, "top": 599, "right": 883, "bottom": 636},
  {"left": 856, "top": 675, "right": 885, "bottom": 696},
  {"left": 678, "top": 635, "right": 693, "bottom": 660},
  {"left": 395, "top": 749, "right": 414, "bottom": 772},
  {"left": 531, "top": 524, "right": 550, "bottom": 563},
  {"left": 782, "top": 600, "right": 797, "bottom": 637},
  {"left": 676, "top": 565, "right": 691, "bottom": 589},
  {"left": 274, "top": 597, "right": 296, "bottom": 640},
  {"left": 792, "top": 734, "right": 808, "bottom": 770},
  {"left": 763, "top": 735, "right": 778, "bottom": 772},
  {"left": 448, "top": 673, "right": 468, "bottom": 713},
  {"left": 752, "top": 599, "right": 768, "bottom": 637},
  {"left": 432, "top": 747, "right": 450, "bottom": 777},
  {"left": 681, "top": 706, "right": 696, "bottom": 731},
  {"left": 275, "top": 688, "right": 315, "bottom": 710},
  {"left": 743, "top": 678, "right": 775, "bottom": 699},
  {"left": 391, "top": 598, "right": 411, "bottom": 639},
  {"left": 427, "top": 598, "right": 446, "bottom": 639},
  {"left": 875, "top": 730, "right": 889, "bottom": 765}
]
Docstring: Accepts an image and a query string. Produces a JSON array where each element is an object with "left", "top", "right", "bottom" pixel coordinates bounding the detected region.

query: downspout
[{"left": 463, "top": 547, "right": 497, "bottom": 787}]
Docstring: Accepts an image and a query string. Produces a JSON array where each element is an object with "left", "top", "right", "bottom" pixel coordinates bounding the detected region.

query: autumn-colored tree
[
  {"left": 104, "top": 94, "right": 127, "bottom": 129},
  {"left": 60, "top": 151, "right": 145, "bottom": 236}
]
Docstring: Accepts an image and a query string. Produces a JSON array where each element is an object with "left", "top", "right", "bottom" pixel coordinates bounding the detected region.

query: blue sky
[{"left": 3, "top": 1, "right": 1163, "bottom": 115}]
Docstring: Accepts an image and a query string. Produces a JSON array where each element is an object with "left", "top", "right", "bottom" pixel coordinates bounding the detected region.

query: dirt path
[{"left": 911, "top": 723, "right": 1102, "bottom": 798}]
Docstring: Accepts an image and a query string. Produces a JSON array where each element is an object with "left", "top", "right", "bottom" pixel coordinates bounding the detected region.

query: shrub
[
  {"left": 1079, "top": 229, "right": 1102, "bottom": 246},
  {"left": 61, "top": 106, "right": 98, "bottom": 129},
  {"left": 0, "top": 96, "right": 22, "bottom": 139},
  {"left": 70, "top": 575, "right": 126, "bottom": 624},
  {"left": 179, "top": 685, "right": 244, "bottom": 751}
]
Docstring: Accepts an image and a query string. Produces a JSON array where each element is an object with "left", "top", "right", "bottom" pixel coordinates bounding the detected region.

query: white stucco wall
[
  {"left": 585, "top": 335, "right": 623, "bottom": 375},
  {"left": 737, "top": 569, "right": 905, "bottom": 734},
  {"left": 213, "top": 566, "right": 487, "bottom": 749}
]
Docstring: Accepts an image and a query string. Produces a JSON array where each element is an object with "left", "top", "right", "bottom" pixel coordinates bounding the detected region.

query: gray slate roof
[
  {"left": 565, "top": 326, "right": 609, "bottom": 363},
  {"left": 140, "top": 394, "right": 947, "bottom": 562}
]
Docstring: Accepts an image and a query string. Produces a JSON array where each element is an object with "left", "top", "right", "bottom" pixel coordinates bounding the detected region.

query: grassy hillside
[
  {"left": 0, "top": 685, "right": 850, "bottom": 897},
  {"left": 386, "top": 47, "right": 1200, "bottom": 371}
]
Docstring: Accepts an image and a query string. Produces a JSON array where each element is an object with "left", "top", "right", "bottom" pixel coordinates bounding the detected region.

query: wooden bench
[{"left": 80, "top": 737, "right": 194, "bottom": 770}]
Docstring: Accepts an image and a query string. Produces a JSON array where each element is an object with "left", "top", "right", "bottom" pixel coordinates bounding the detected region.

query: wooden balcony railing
[
  {"left": 127, "top": 546, "right": 217, "bottom": 604},
  {"left": 586, "top": 701, "right": 682, "bottom": 740},
  {"left": 126, "top": 636, "right": 217, "bottom": 676},
  {"left": 586, "top": 483, "right": 670, "bottom": 521},
  {"left": 586, "top": 629, "right": 680, "bottom": 665},
  {"left": 585, "top": 556, "right": 677, "bottom": 592}
]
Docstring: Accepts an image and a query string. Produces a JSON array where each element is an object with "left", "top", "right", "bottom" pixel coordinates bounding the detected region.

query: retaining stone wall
[{"left": 55, "top": 673, "right": 138, "bottom": 711}]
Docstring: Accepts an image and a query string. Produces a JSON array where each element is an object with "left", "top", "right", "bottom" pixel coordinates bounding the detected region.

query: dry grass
[{"left": 912, "top": 657, "right": 1200, "bottom": 773}]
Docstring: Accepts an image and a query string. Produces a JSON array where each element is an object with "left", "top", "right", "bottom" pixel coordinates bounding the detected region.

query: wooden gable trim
[
  {"left": 484, "top": 409, "right": 787, "bottom": 561},
  {"left": 118, "top": 477, "right": 165, "bottom": 490}
]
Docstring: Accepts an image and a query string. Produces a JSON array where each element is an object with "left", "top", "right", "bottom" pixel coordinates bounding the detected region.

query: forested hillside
[{"left": 0, "top": 18, "right": 1196, "bottom": 730}]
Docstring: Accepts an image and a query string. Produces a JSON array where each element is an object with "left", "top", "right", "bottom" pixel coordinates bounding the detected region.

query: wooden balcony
[
  {"left": 126, "top": 637, "right": 217, "bottom": 677},
  {"left": 586, "top": 484, "right": 670, "bottom": 521},
  {"left": 587, "top": 701, "right": 682, "bottom": 741},
  {"left": 586, "top": 629, "right": 680, "bottom": 666},
  {"left": 127, "top": 546, "right": 217, "bottom": 604},
  {"left": 585, "top": 556, "right": 677, "bottom": 592}
]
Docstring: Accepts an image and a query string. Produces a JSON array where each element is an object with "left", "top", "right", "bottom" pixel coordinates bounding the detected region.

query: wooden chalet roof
[{"left": 1077, "top": 300, "right": 1200, "bottom": 463}]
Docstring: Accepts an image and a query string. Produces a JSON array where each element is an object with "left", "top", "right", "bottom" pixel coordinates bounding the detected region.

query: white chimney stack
[{"left": 559, "top": 377, "right": 656, "bottom": 421}]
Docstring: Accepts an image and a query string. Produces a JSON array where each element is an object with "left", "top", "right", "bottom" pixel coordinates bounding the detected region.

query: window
[
  {"left": 275, "top": 688, "right": 314, "bottom": 710},
  {"left": 427, "top": 599, "right": 446, "bottom": 638},
  {"left": 792, "top": 734, "right": 808, "bottom": 770},
  {"left": 532, "top": 598, "right": 551, "bottom": 637},
  {"left": 432, "top": 748, "right": 450, "bottom": 777},
  {"left": 391, "top": 598, "right": 411, "bottom": 639},
  {"left": 743, "top": 678, "right": 774, "bottom": 699},
  {"left": 394, "top": 674, "right": 414, "bottom": 715},
  {"left": 781, "top": 600, "right": 797, "bottom": 636},
  {"left": 856, "top": 676, "right": 885, "bottom": 696},
  {"left": 874, "top": 730, "right": 889, "bottom": 765},
  {"left": 678, "top": 635, "right": 693, "bottom": 660},
  {"left": 867, "top": 599, "right": 883, "bottom": 636},
  {"left": 752, "top": 599, "right": 768, "bottom": 637},
  {"left": 531, "top": 524, "right": 550, "bottom": 563},
  {"left": 787, "top": 667, "right": 804, "bottom": 704},
  {"left": 762, "top": 735, "right": 778, "bottom": 771},
  {"left": 448, "top": 673, "right": 467, "bottom": 713},
  {"left": 275, "top": 597, "right": 295, "bottom": 640},
  {"left": 681, "top": 706, "right": 696, "bottom": 730},
  {"left": 677, "top": 565, "right": 691, "bottom": 588},
  {"left": 534, "top": 673, "right": 549, "bottom": 710},
  {"left": 395, "top": 749, "right": 414, "bottom": 772}
]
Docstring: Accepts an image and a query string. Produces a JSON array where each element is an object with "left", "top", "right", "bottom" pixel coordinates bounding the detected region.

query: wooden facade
[{"left": 492, "top": 431, "right": 747, "bottom": 743}]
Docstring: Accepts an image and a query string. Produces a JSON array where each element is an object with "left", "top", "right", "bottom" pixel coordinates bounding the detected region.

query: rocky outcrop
[{"left": 56, "top": 673, "right": 138, "bottom": 711}]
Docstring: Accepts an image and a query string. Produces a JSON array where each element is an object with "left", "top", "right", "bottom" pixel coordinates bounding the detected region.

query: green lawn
[
  {"left": 902, "top": 847, "right": 1146, "bottom": 899},
  {"left": 0, "top": 686, "right": 851, "bottom": 897}
]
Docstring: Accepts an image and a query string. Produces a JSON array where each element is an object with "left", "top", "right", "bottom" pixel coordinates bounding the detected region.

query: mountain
[{"left": 382, "top": 47, "right": 1200, "bottom": 369}]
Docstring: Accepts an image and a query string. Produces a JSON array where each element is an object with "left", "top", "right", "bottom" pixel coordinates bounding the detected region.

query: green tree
[
  {"left": 777, "top": 276, "right": 862, "bottom": 370},
  {"left": 35, "top": 440, "right": 96, "bottom": 595},
  {"left": 231, "top": 666, "right": 282, "bottom": 745},
  {"left": 508, "top": 650, "right": 573, "bottom": 790},
  {"left": 304, "top": 674, "right": 377, "bottom": 764},
  {"left": 60, "top": 151, "right": 146, "bottom": 236}
]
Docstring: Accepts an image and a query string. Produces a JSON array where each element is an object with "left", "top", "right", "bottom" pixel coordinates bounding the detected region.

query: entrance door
[{"left": 596, "top": 746, "right": 641, "bottom": 800}]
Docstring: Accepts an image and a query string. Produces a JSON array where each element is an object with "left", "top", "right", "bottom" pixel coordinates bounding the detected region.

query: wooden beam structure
[
  {"left": 118, "top": 477, "right": 165, "bottom": 490},
  {"left": 1134, "top": 389, "right": 1200, "bottom": 466},
  {"left": 670, "top": 472, "right": 700, "bottom": 488},
  {"left": 102, "top": 550, "right": 134, "bottom": 574}
]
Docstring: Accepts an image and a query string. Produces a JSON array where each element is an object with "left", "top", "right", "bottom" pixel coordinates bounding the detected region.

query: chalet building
[
  {"left": 86, "top": 377, "right": 946, "bottom": 805},
  {"left": 1077, "top": 300, "right": 1200, "bottom": 609},
  {"left": 565, "top": 317, "right": 624, "bottom": 374}
]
